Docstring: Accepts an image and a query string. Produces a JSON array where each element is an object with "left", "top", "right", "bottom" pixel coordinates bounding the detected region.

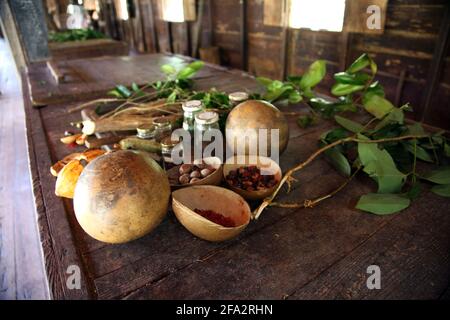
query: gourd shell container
[
  {"left": 223, "top": 155, "right": 282, "bottom": 201},
  {"left": 167, "top": 157, "right": 223, "bottom": 189},
  {"left": 172, "top": 186, "right": 251, "bottom": 242}
]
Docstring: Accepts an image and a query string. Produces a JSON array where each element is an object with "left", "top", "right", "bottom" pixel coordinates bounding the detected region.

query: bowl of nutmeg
[
  {"left": 223, "top": 155, "right": 282, "bottom": 201},
  {"left": 167, "top": 157, "right": 223, "bottom": 189}
]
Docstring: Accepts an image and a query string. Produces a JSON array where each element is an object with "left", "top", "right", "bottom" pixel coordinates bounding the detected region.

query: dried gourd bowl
[
  {"left": 223, "top": 155, "right": 282, "bottom": 201},
  {"left": 172, "top": 185, "right": 251, "bottom": 242},
  {"left": 167, "top": 157, "right": 223, "bottom": 189}
]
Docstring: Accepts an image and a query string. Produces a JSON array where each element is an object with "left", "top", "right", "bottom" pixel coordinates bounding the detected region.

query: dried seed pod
[
  {"left": 60, "top": 133, "right": 82, "bottom": 144},
  {"left": 200, "top": 168, "right": 213, "bottom": 178},
  {"left": 179, "top": 174, "right": 190, "bottom": 185},
  {"left": 179, "top": 164, "right": 193, "bottom": 175},
  {"left": 189, "top": 177, "right": 201, "bottom": 183},
  {"left": 190, "top": 170, "right": 201, "bottom": 179}
]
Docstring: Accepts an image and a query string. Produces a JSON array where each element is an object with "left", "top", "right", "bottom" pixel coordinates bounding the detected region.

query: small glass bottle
[
  {"left": 194, "top": 111, "right": 220, "bottom": 134},
  {"left": 194, "top": 111, "right": 220, "bottom": 157},
  {"left": 182, "top": 100, "right": 203, "bottom": 132},
  {"left": 228, "top": 92, "right": 249, "bottom": 107},
  {"left": 136, "top": 124, "right": 155, "bottom": 139},
  {"left": 153, "top": 117, "right": 172, "bottom": 143},
  {"left": 160, "top": 136, "right": 180, "bottom": 167}
]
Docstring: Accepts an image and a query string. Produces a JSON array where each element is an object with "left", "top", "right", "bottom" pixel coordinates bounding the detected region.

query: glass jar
[
  {"left": 182, "top": 100, "right": 203, "bottom": 132},
  {"left": 228, "top": 92, "right": 249, "bottom": 107},
  {"left": 160, "top": 136, "right": 180, "bottom": 165},
  {"left": 194, "top": 111, "right": 220, "bottom": 134},
  {"left": 153, "top": 117, "right": 172, "bottom": 143},
  {"left": 136, "top": 124, "right": 155, "bottom": 139}
]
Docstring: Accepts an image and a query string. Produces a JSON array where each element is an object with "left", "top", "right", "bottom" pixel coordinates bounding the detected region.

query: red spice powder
[{"left": 194, "top": 209, "right": 236, "bottom": 228}]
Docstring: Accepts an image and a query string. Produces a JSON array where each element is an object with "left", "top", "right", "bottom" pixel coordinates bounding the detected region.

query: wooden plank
[
  {"left": 7, "top": 0, "right": 49, "bottom": 63},
  {"left": 22, "top": 75, "right": 94, "bottom": 299},
  {"left": 344, "top": 0, "right": 388, "bottom": 35},
  {"left": 25, "top": 53, "right": 450, "bottom": 299},
  {"left": 0, "top": 39, "right": 49, "bottom": 300},
  {"left": 290, "top": 188, "right": 450, "bottom": 299},
  {"left": 48, "top": 38, "right": 129, "bottom": 61},
  {"left": 25, "top": 53, "right": 226, "bottom": 106},
  {"left": 420, "top": 5, "right": 450, "bottom": 122}
]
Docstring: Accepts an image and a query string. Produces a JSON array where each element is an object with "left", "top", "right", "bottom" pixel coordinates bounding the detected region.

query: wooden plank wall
[
  {"left": 205, "top": 0, "right": 450, "bottom": 129},
  {"left": 99, "top": 0, "right": 448, "bottom": 129}
]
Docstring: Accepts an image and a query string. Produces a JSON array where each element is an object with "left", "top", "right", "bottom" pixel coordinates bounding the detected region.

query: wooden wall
[
  {"left": 100, "top": 0, "right": 449, "bottom": 129},
  {"left": 206, "top": 0, "right": 450, "bottom": 129}
]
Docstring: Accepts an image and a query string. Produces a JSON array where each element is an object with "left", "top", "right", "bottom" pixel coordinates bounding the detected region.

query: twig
[
  {"left": 253, "top": 134, "right": 429, "bottom": 219},
  {"left": 270, "top": 167, "right": 360, "bottom": 210},
  {"left": 67, "top": 98, "right": 123, "bottom": 113}
]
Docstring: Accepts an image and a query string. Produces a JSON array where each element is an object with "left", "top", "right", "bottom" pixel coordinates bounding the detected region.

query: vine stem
[
  {"left": 252, "top": 134, "right": 429, "bottom": 219},
  {"left": 270, "top": 167, "right": 361, "bottom": 210}
]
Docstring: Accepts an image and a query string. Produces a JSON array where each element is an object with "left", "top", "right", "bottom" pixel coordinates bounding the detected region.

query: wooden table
[
  {"left": 48, "top": 39, "right": 129, "bottom": 62},
  {"left": 23, "top": 54, "right": 450, "bottom": 300}
]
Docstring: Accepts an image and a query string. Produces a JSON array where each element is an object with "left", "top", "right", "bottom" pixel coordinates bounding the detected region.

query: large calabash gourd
[
  {"left": 226, "top": 100, "right": 289, "bottom": 155},
  {"left": 73, "top": 150, "right": 170, "bottom": 244}
]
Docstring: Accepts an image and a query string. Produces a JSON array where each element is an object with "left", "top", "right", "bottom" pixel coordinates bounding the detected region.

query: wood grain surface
[
  {"left": 22, "top": 53, "right": 450, "bottom": 300},
  {"left": 0, "top": 39, "right": 49, "bottom": 299}
]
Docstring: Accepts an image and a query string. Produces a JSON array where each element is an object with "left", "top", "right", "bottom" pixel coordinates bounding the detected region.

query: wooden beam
[
  {"left": 280, "top": 0, "right": 289, "bottom": 79},
  {"left": 420, "top": 5, "right": 450, "bottom": 121},
  {"left": 239, "top": 0, "right": 248, "bottom": 71},
  {"left": 6, "top": 0, "right": 49, "bottom": 63}
]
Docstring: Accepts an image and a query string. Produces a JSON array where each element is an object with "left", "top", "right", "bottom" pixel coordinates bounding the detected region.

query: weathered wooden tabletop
[{"left": 23, "top": 53, "right": 450, "bottom": 300}]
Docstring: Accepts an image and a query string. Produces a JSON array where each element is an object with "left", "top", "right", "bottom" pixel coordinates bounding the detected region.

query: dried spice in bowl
[
  {"left": 194, "top": 209, "right": 236, "bottom": 228},
  {"left": 226, "top": 165, "right": 277, "bottom": 191}
]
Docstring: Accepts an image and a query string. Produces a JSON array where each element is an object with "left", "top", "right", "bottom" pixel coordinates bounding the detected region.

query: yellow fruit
[
  {"left": 226, "top": 100, "right": 289, "bottom": 156},
  {"left": 73, "top": 150, "right": 170, "bottom": 244}
]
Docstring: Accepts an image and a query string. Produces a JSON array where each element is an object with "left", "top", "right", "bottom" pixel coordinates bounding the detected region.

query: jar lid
[
  {"left": 228, "top": 92, "right": 249, "bottom": 102},
  {"left": 136, "top": 124, "right": 155, "bottom": 139},
  {"left": 153, "top": 117, "right": 171, "bottom": 127},
  {"left": 195, "top": 111, "right": 219, "bottom": 125},
  {"left": 160, "top": 136, "right": 179, "bottom": 148},
  {"left": 182, "top": 100, "right": 203, "bottom": 112}
]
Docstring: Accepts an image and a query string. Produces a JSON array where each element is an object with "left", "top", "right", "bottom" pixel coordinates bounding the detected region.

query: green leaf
[
  {"left": 404, "top": 141, "right": 433, "bottom": 163},
  {"left": 256, "top": 77, "right": 273, "bottom": 87},
  {"left": 177, "top": 61, "right": 204, "bottom": 79},
  {"left": 444, "top": 144, "right": 450, "bottom": 158},
  {"left": 161, "top": 64, "right": 176, "bottom": 75},
  {"left": 299, "top": 60, "right": 326, "bottom": 90},
  {"left": 288, "top": 90, "right": 303, "bottom": 104},
  {"left": 115, "top": 85, "right": 131, "bottom": 98},
  {"left": 268, "top": 80, "right": 284, "bottom": 91},
  {"left": 320, "top": 128, "right": 348, "bottom": 143},
  {"left": 107, "top": 89, "right": 123, "bottom": 98},
  {"left": 131, "top": 82, "right": 140, "bottom": 92},
  {"left": 167, "top": 91, "right": 178, "bottom": 103},
  {"left": 356, "top": 193, "right": 410, "bottom": 215},
  {"left": 363, "top": 94, "right": 394, "bottom": 119},
  {"left": 264, "top": 84, "right": 293, "bottom": 102},
  {"left": 365, "top": 81, "right": 385, "bottom": 99},
  {"left": 406, "top": 123, "right": 426, "bottom": 136},
  {"left": 334, "top": 72, "right": 370, "bottom": 85},
  {"left": 346, "top": 53, "right": 371, "bottom": 74},
  {"left": 407, "top": 183, "right": 422, "bottom": 200},
  {"left": 357, "top": 134, "right": 406, "bottom": 193},
  {"left": 297, "top": 115, "right": 316, "bottom": 128},
  {"left": 421, "top": 167, "right": 450, "bottom": 184},
  {"left": 324, "top": 147, "right": 351, "bottom": 177},
  {"left": 287, "top": 75, "right": 302, "bottom": 85},
  {"left": 331, "top": 83, "right": 365, "bottom": 96},
  {"left": 334, "top": 115, "right": 364, "bottom": 133},
  {"left": 431, "top": 184, "right": 450, "bottom": 197},
  {"left": 374, "top": 108, "right": 404, "bottom": 131}
]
